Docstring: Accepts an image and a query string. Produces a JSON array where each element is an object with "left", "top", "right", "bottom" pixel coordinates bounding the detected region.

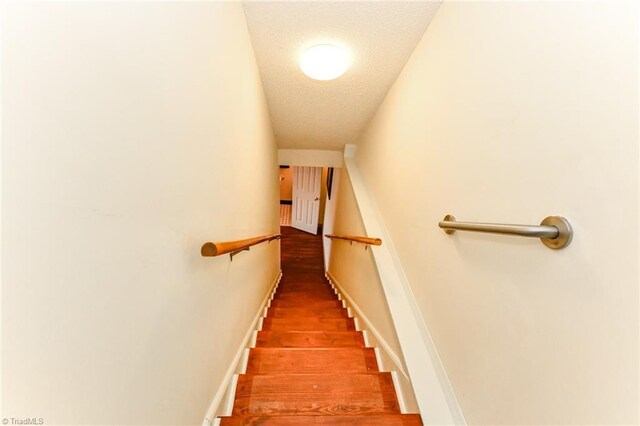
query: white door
[{"left": 291, "top": 166, "right": 322, "bottom": 234}]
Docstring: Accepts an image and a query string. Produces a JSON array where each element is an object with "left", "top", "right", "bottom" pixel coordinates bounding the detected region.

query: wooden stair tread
[
  {"left": 274, "top": 287, "right": 334, "bottom": 292},
  {"left": 267, "top": 307, "right": 348, "bottom": 318},
  {"left": 275, "top": 291, "right": 334, "bottom": 296},
  {"left": 277, "top": 282, "right": 334, "bottom": 288},
  {"left": 220, "top": 228, "right": 419, "bottom": 425},
  {"left": 261, "top": 317, "right": 355, "bottom": 331},
  {"left": 236, "top": 373, "right": 395, "bottom": 395},
  {"left": 232, "top": 373, "right": 400, "bottom": 416},
  {"left": 272, "top": 293, "right": 339, "bottom": 301},
  {"left": 232, "top": 394, "right": 399, "bottom": 416},
  {"left": 246, "top": 348, "right": 378, "bottom": 374},
  {"left": 277, "top": 283, "right": 331, "bottom": 289},
  {"left": 269, "top": 300, "right": 343, "bottom": 308},
  {"left": 220, "top": 414, "right": 423, "bottom": 425},
  {"left": 277, "top": 281, "right": 334, "bottom": 287},
  {"left": 256, "top": 331, "right": 364, "bottom": 348}
]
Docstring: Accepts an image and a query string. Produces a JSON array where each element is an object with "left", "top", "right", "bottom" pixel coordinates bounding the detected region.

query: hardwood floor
[{"left": 220, "top": 226, "right": 422, "bottom": 425}]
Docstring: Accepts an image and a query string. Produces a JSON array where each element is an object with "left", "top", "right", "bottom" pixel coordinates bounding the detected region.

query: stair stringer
[
  {"left": 203, "top": 270, "right": 282, "bottom": 426},
  {"left": 326, "top": 271, "right": 417, "bottom": 414},
  {"left": 341, "top": 144, "right": 466, "bottom": 425}
]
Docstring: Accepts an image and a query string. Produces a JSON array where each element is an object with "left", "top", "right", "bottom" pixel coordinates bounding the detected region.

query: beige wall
[
  {"left": 322, "top": 169, "right": 341, "bottom": 270},
  {"left": 327, "top": 169, "right": 406, "bottom": 370},
  {"left": 1, "top": 3, "right": 279, "bottom": 425},
  {"left": 355, "top": 1, "right": 639, "bottom": 425}
]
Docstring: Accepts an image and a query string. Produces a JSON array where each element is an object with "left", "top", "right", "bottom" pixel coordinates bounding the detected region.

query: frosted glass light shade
[{"left": 300, "top": 44, "right": 349, "bottom": 81}]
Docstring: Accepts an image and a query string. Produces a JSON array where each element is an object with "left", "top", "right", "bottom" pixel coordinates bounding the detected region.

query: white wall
[
  {"left": 355, "top": 1, "right": 639, "bottom": 425},
  {"left": 1, "top": 3, "right": 279, "bottom": 425}
]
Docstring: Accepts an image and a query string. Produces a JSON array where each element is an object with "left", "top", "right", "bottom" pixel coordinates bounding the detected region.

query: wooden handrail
[
  {"left": 324, "top": 234, "right": 382, "bottom": 246},
  {"left": 201, "top": 233, "right": 281, "bottom": 259}
]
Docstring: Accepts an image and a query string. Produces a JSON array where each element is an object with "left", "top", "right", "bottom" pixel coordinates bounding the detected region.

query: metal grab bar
[{"left": 439, "top": 215, "right": 572, "bottom": 249}]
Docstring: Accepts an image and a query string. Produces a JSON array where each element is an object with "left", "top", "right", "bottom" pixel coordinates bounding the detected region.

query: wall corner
[{"left": 343, "top": 144, "right": 358, "bottom": 158}]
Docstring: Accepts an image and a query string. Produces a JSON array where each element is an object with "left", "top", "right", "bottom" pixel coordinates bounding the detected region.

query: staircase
[{"left": 219, "top": 227, "right": 422, "bottom": 425}]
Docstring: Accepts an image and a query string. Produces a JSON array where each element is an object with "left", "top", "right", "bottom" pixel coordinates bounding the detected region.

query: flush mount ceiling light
[{"left": 300, "top": 44, "right": 350, "bottom": 81}]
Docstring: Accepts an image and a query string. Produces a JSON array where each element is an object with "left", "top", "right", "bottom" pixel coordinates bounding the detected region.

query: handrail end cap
[{"left": 201, "top": 242, "right": 218, "bottom": 257}]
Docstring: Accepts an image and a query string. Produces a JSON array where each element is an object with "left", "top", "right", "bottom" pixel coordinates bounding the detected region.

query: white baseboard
[
  {"left": 361, "top": 329, "right": 371, "bottom": 347},
  {"left": 373, "top": 347, "right": 384, "bottom": 372},
  {"left": 328, "top": 271, "right": 409, "bottom": 379},
  {"left": 391, "top": 370, "right": 409, "bottom": 414},
  {"left": 222, "top": 375, "right": 239, "bottom": 416},
  {"left": 202, "top": 270, "right": 282, "bottom": 426},
  {"left": 327, "top": 271, "right": 418, "bottom": 413},
  {"left": 238, "top": 348, "right": 250, "bottom": 376}
]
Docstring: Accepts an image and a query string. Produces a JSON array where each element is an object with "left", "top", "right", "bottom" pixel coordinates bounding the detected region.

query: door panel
[{"left": 291, "top": 166, "right": 322, "bottom": 234}]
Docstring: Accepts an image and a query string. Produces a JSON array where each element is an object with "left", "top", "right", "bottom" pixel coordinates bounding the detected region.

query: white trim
[
  {"left": 249, "top": 330, "right": 258, "bottom": 348},
  {"left": 222, "top": 375, "right": 239, "bottom": 416},
  {"left": 361, "top": 330, "right": 371, "bottom": 348},
  {"left": 343, "top": 144, "right": 466, "bottom": 425},
  {"left": 328, "top": 271, "right": 409, "bottom": 383},
  {"left": 374, "top": 347, "right": 385, "bottom": 372},
  {"left": 239, "top": 348, "right": 250, "bottom": 374},
  {"left": 328, "top": 271, "right": 415, "bottom": 413},
  {"left": 391, "top": 371, "right": 409, "bottom": 414},
  {"left": 353, "top": 317, "right": 361, "bottom": 331},
  {"left": 343, "top": 144, "right": 357, "bottom": 158},
  {"left": 202, "top": 271, "right": 282, "bottom": 426}
]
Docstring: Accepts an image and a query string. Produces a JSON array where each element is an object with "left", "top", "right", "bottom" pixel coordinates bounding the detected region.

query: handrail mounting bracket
[{"left": 230, "top": 247, "right": 250, "bottom": 261}]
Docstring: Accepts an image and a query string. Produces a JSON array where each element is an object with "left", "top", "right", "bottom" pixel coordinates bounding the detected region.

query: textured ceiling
[{"left": 243, "top": 1, "right": 442, "bottom": 150}]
